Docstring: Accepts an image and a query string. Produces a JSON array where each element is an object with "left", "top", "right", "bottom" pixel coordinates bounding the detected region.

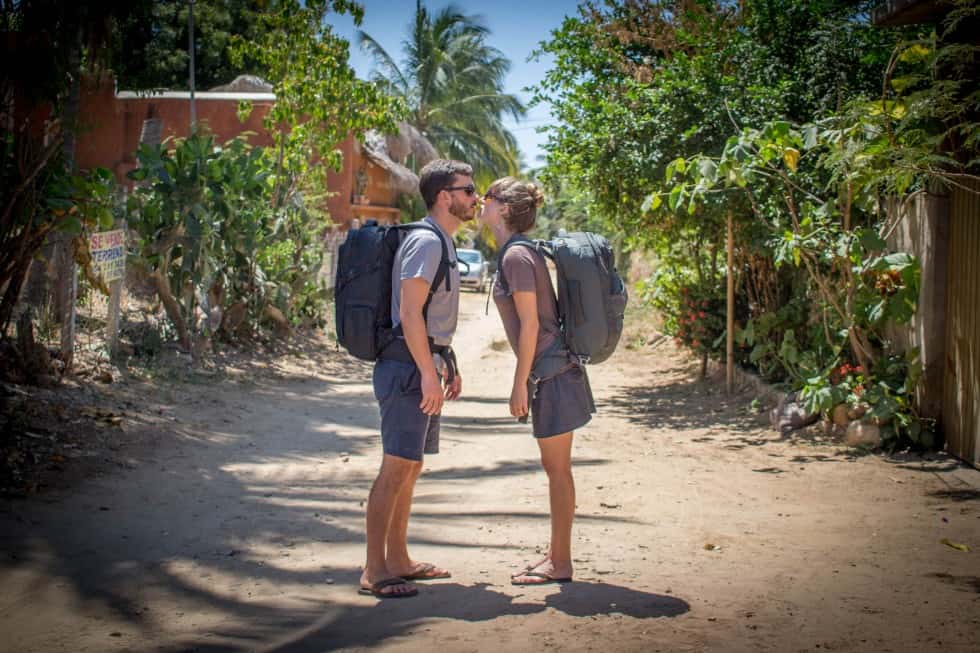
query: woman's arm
[{"left": 510, "top": 289, "right": 539, "bottom": 418}]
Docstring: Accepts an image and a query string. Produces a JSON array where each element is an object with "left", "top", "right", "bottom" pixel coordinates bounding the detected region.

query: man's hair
[{"left": 419, "top": 159, "right": 473, "bottom": 209}]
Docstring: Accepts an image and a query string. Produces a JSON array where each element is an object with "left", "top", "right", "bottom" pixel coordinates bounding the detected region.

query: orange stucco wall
[{"left": 74, "top": 74, "right": 365, "bottom": 227}]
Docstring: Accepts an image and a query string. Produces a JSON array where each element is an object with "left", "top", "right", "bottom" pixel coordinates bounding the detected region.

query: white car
[{"left": 457, "top": 248, "right": 489, "bottom": 292}]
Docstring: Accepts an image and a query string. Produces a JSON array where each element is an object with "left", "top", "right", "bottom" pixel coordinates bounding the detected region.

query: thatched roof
[
  {"left": 385, "top": 122, "right": 439, "bottom": 168},
  {"left": 360, "top": 122, "right": 441, "bottom": 197},
  {"left": 209, "top": 75, "right": 273, "bottom": 93},
  {"left": 360, "top": 131, "right": 419, "bottom": 196}
]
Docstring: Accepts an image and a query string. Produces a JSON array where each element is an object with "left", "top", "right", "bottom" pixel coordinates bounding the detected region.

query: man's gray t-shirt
[{"left": 391, "top": 217, "right": 460, "bottom": 346}]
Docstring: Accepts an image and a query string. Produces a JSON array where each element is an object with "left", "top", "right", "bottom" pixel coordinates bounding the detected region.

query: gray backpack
[{"left": 497, "top": 230, "right": 628, "bottom": 364}]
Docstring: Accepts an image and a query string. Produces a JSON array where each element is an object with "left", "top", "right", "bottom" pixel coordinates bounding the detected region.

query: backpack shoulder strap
[
  {"left": 392, "top": 221, "right": 454, "bottom": 337},
  {"left": 495, "top": 236, "right": 544, "bottom": 295},
  {"left": 397, "top": 221, "right": 454, "bottom": 291}
]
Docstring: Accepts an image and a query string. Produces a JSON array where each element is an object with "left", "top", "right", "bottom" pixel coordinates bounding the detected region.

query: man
[{"left": 359, "top": 159, "right": 479, "bottom": 598}]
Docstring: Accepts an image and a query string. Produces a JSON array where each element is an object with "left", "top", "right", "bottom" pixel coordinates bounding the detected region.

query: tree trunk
[
  {"left": 53, "top": 30, "right": 83, "bottom": 371},
  {"left": 151, "top": 269, "right": 191, "bottom": 351},
  {"left": 15, "top": 310, "right": 54, "bottom": 386},
  {"left": 263, "top": 304, "right": 291, "bottom": 340},
  {"left": 219, "top": 301, "right": 247, "bottom": 339}
]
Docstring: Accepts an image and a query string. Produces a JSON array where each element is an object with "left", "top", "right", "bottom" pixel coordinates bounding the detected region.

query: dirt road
[{"left": 2, "top": 291, "right": 979, "bottom": 652}]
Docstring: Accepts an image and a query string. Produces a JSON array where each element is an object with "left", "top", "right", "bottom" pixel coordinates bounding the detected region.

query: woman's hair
[{"left": 487, "top": 177, "right": 545, "bottom": 233}]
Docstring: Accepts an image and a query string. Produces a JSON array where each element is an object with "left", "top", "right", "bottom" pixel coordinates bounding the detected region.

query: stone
[
  {"left": 769, "top": 392, "right": 819, "bottom": 434},
  {"left": 845, "top": 421, "right": 881, "bottom": 447},
  {"left": 831, "top": 404, "right": 850, "bottom": 427},
  {"left": 847, "top": 403, "right": 868, "bottom": 420}
]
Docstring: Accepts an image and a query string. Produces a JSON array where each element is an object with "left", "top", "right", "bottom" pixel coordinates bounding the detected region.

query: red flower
[
  {"left": 698, "top": 311, "right": 706, "bottom": 318},
  {"left": 692, "top": 340, "right": 700, "bottom": 348},
  {"left": 854, "top": 384, "right": 865, "bottom": 395}
]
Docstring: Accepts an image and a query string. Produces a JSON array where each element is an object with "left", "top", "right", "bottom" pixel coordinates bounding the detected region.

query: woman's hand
[{"left": 510, "top": 381, "right": 529, "bottom": 419}]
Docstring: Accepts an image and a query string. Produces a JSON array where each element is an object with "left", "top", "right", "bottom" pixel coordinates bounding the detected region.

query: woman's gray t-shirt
[{"left": 390, "top": 217, "right": 460, "bottom": 346}]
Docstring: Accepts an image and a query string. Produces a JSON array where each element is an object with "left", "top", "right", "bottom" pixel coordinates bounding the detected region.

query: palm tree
[{"left": 358, "top": 1, "right": 526, "bottom": 180}]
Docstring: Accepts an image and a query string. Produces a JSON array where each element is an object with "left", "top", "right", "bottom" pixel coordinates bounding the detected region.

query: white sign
[{"left": 89, "top": 229, "right": 126, "bottom": 283}]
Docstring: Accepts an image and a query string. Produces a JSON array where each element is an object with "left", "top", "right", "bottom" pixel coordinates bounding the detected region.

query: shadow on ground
[{"left": 152, "top": 580, "right": 690, "bottom": 653}]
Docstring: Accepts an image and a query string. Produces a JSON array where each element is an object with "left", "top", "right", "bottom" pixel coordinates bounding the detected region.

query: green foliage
[
  {"left": 397, "top": 192, "right": 428, "bottom": 224},
  {"left": 230, "top": 0, "right": 403, "bottom": 182},
  {"left": 109, "top": 0, "right": 267, "bottom": 91},
  {"left": 128, "top": 132, "right": 328, "bottom": 339},
  {"left": 534, "top": 0, "right": 978, "bottom": 448},
  {"left": 0, "top": 0, "right": 140, "bottom": 366},
  {"left": 358, "top": 2, "right": 525, "bottom": 181},
  {"left": 670, "top": 283, "right": 726, "bottom": 358},
  {"left": 0, "top": 128, "right": 118, "bottom": 330}
]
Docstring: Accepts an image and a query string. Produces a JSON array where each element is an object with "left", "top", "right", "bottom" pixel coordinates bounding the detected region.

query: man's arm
[{"left": 400, "top": 277, "right": 443, "bottom": 416}]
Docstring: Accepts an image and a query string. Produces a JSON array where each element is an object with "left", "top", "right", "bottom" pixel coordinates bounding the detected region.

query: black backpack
[
  {"left": 497, "top": 230, "right": 627, "bottom": 364},
  {"left": 334, "top": 220, "right": 453, "bottom": 361}
]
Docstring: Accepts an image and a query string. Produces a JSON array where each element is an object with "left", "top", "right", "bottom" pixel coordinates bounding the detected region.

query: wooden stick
[{"left": 726, "top": 210, "right": 735, "bottom": 395}]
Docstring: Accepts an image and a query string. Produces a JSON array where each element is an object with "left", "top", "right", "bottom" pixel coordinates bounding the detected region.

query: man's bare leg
[
  {"left": 362, "top": 454, "right": 418, "bottom": 596},
  {"left": 384, "top": 461, "right": 451, "bottom": 579},
  {"left": 385, "top": 460, "right": 421, "bottom": 571}
]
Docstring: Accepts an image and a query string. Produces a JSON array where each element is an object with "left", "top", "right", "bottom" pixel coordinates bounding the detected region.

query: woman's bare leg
[{"left": 513, "top": 431, "right": 575, "bottom": 584}]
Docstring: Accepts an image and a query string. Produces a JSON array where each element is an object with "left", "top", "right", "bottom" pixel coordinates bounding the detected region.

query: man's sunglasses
[{"left": 444, "top": 184, "right": 476, "bottom": 196}]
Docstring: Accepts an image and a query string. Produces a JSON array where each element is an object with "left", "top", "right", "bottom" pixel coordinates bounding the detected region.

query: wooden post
[
  {"left": 106, "top": 220, "right": 126, "bottom": 358},
  {"left": 726, "top": 210, "right": 735, "bottom": 395},
  {"left": 55, "top": 233, "right": 78, "bottom": 372}
]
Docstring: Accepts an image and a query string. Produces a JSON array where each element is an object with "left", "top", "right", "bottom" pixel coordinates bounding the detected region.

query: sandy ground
[{"left": 1, "top": 290, "right": 979, "bottom": 653}]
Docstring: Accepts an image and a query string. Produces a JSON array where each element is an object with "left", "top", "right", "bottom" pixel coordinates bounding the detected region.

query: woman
[{"left": 480, "top": 177, "right": 596, "bottom": 586}]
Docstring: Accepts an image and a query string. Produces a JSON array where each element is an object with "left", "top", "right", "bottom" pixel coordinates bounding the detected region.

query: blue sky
[{"left": 327, "top": 0, "right": 582, "bottom": 167}]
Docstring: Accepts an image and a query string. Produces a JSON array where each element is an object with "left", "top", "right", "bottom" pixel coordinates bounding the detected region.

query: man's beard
[{"left": 449, "top": 197, "right": 476, "bottom": 221}]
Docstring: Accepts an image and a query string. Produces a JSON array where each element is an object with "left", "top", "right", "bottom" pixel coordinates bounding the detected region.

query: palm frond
[{"left": 357, "top": 31, "right": 409, "bottom": 94}]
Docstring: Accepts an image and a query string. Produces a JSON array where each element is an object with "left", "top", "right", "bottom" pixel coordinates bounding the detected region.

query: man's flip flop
[
  {"left": 511, "top": 571, "right": 573, "bottom": 586},
  {"left": 358, "top": 577, "right": 418, "bottom": 598},
  {"left": 401, "top": 562, "right": 451, "bottom": 581}
]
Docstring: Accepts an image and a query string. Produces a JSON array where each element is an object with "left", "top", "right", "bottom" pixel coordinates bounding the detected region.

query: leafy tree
[
  {"left": 109, "top": 0, "right": 269, "bottom": 91},
  {"left": 231, "top": 0, "right": 403, "bottom": 199},
  {"left": 128, "top": 132, "right": 329, "bottom": 348},
  {"left": 531, "top": 0, "right": 910, "bottom": 376},
  {"left": 120, "top": 1, "right": 404, "bottom": 348},
  {"left": 358, "top": 1, "right": 525, "bottom": 181},
  {"left": 2, "top": 0, "right": 134, "bottom": 375}
]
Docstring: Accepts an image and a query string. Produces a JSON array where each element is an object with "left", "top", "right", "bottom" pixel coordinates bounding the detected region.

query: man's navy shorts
[{"left": 373, "top": 359, "right": 440, "bottom": 461}]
